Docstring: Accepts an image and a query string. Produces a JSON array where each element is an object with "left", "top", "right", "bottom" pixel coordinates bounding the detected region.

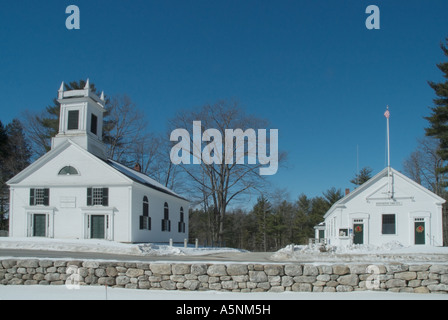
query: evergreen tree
[
  {"left": 25, "top": 80, "right": 105, "bottom": 155},
  {"left": 350, "top": 167, "right": 373, "bottom": 186},
  {"left": 0, "top": 121, "right": 8, "bottom": 159},
  {"left": 0, "top": 119, "right": 32, "bottom": 231},
  {"left": 0, "top": 121, "right": 9, "bottom": 230},
  {"left": 322, "top": 187, "right": 344, "bottom": 208},
  {"left": 252, "top": 195, "right": 272, "bottom": 252},
  {"left": 425, "top": 37, "right": 448, "bottom": 174},
  {"left": 309, "top": 196, "right": 330, "bottom": 229},
  {"left": 5, "top": 119, "right": 32, "bottom": 176}
]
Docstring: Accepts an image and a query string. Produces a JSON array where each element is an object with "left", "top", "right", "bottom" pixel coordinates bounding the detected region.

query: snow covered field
[
  {"left": 0, "top": 237, "right": 245, "bottom": 257},
  {"left": 1, "top": 285, "right": 447, "bottom": 300},
  {"left": 1, "top": 238, "right": 448, "bottom": 264}
]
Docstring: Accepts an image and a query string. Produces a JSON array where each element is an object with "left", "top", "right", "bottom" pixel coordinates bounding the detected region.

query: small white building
[
  {"left": 318, "top": 167, "right": 445, "bottom": 247},
  {"left": 7, "top": 81, "right": 189, "bottom": 243}
]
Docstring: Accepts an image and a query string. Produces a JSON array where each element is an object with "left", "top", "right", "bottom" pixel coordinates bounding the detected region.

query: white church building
[
  {"left": 7, "top": 81, "right": 189, "bottom": 243},
  {"left": 316, "top": 167, "right": 445, "bottom": 247}
]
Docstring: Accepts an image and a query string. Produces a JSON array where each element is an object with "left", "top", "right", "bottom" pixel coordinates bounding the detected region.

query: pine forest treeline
[{"left": 189, "top": 189, "right": 343, "bottom": 252}]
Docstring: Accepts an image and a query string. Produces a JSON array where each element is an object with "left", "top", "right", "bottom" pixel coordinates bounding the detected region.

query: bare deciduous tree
[
  {"left": 403, "top": 137, "right": 446, "bottom": 195},
  {"left": 169, "top": 100, "right": 286, "bottom": 244},
  {"left": 403, "top": 136, "right": 448, "bottom": 246},
  {"left": 104, "top": 94, "right": 147, "bottom": 165}
]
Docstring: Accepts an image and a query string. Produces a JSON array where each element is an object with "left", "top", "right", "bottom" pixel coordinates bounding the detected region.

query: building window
[
  {"left": 87, "top": 187, "right": 109, "bottom": 206},
  {"left": 67, "top": 110, "right": 79, "bottom": 130},
  {"left": 140, "top": 196, "right": 151, "bottom": 230},
  {"left": 382, "top": 214, "right": 396, "bottom": 235},
  {"left": 178, "top": 207, "right": 186, "bottom": 233},
  {"left": 58, "top": 166, "right": 79, "bottom": 175},
  {"left": 91, "top": 114, "right": 98, "bottom": 135},
  {"left": 161, "top": 202, "right": 171, "bottom": 232},
  {"left": 30, "top": 188, "right": 50, "bottom": 206}
]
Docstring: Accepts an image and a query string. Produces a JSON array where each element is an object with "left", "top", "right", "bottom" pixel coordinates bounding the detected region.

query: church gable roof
[
  {"left": 323, "top": 167, "right": 445, "bottom": 219},
  {"left": 7, "top": 139, "right": 188, "bottom": 202},
  {"left": 105, "top": 159, "right": 188, "bottom": 201},
  {"left": 6, "top": 140, "right": 129, "bottom": 186}
]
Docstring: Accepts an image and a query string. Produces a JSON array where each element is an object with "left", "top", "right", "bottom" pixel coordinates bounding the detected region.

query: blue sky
[{"left": 1, "top": 0, "right": 447, "bottom": 201}]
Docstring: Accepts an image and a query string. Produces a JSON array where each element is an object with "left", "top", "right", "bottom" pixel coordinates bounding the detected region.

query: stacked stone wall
[{"left": 1, "top": 259, "right": 447, "bottom": 294}]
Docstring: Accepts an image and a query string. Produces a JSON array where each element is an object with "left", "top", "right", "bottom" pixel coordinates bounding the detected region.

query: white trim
[
  {"left": 81, "top": 208, "right": 115, "bottom": 241},
  {"left": 26, "top": 210, "right": 55, "bottom": 238},
  {"left": 408, "top": 211, "right": 431, "bottom": 246}
]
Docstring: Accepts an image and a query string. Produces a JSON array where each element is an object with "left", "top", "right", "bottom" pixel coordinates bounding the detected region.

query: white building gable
[
  {"left": 7, "top": 81, "right": 189, "bottom": 243},
  {"left": 319, "top": 167, "right": 445, "bottom": 247}
]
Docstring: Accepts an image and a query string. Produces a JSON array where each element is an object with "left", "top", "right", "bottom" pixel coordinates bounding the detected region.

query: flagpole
[
  {"left": 385, "top": 106, "right": 392, "bottom": 198},
  {"left": 387, "top": 106, "right": 390, "bottom": 169}
]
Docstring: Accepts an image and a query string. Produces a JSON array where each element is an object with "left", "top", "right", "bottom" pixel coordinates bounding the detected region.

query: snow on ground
[
  {"left": 0, "top": 285, "right": 447, "bottom": 300},
  {"left": 271, "top": 241, "right": 448, "bottom": 263},
  {"left": 1, "top": 237, "right": 448, "bottom": 263},
  {"left": 0, "top": 237, "right": 245, "bottom": 257}
]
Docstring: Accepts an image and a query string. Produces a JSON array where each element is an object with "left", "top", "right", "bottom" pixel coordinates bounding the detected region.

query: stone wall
[{"left": 1, "top": 259, "right": 448, "bottom": 294}]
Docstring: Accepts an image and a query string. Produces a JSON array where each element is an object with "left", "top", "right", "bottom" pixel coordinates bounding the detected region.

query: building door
[
  {"left": 90, "top": 215, "right": 105, "bottom": 239},
  {"left": 33, "top": 214, "right": 46, "bottom": 237},
  {"left": 319, "top": 229, "right": 325, "bottom": 241},
  {"left": 414, "top": 221, "right": 425, "bottom": 245},
  {"left": 353, "top": 224, "right": 364, "bottom": 245}
]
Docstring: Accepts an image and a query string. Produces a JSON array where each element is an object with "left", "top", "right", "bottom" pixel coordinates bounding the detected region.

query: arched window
[
  {"left": 143, "top": 196, "right": 149, "bottom": 216},
  {"left": 162, "top": 202, "right": 171, "bottom": 232},
  {"left": 58, "top": 166, "right": 79, "bottom": 175},
  {"left": 178, "top": 207, "right": 186, "bottom": 233},
  {"left": 164, "top": 202, "right": 169, "bottom": 220},
  {"left": 139, "top": 196, "right": 151, "bottom": 230}
]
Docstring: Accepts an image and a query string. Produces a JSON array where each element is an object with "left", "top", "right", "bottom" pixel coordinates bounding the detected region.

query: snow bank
[
  {"left": 272, "top": 241, "right": 448, "bottom": 263},
  {"left": 0, "top": 237, "right": 245, "bottom": 257}
]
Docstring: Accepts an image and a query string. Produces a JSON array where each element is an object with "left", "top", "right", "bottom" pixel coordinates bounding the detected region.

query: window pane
[
  {"left": 67, "top": 110, "right": 79, "bottom": 130},
  {"left": 92, "top": 188, "right": 103, "bottom": 205},
  {"left": 91, "top": 114, "right": 98, "bottom": 135},
  {"left": 143, "top": 196, "right": 149, "bottom": 217},
  {"left": 382, "top": 214, "right": 396, "bottom": 234},
  {"left": 58, "top": 166, "right": 78, "bottom": 175}
]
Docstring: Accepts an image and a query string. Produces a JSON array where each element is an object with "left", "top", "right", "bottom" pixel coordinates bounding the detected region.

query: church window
[
  {"left": 139, "top": 196, "right": 151, "bottom": 230},
  {"left": 58, "top": 166, "right": 79, "bottom": 175},
  {"left": 30, "top": 188, "right": 50, "bottom": 206},
  {"left": 178, "top": 207, "right": 186, "bottom": 233},
  {"left": 382, "top": 214, "right": 396, "bottom": 235},
  {"left": 161, "top": 202, "right": 171, "bottom": 232},
  {"left": 67, "top": 110, "right": 79, "bottom": 130},
  {"left": 87, "top": 187, "right": 109, "bottom": 206},
  {"left": 91, "top": 114, "right": 98, "bottom": 135}
]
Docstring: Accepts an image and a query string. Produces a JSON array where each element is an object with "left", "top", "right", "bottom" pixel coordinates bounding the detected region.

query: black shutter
[
  {"left": 139, "top": 216, "right": 144, "bottom": 230},
  {"left": 30, "top": 189, "right": 35, "bottom": 206},
  {"left": 148, "top": 217, "right": 151, "bottom": 230},
  {"left": 102, "top": 188, "right": 109, "bottom": 206},
  {"left": 43, "top": 188, "right": 50, "bottom": 206},
  {"left": 178, "top": 222, "right": 181, "bottom": 233},
  {"left": 87, "top": 188, "right": 92, "bottom": 206},
  {"left": 161, "top": 219, "right": 165, "bottom": 231},
  {"left": 168, "top": 220, "right": 171, "bottom": 232}
]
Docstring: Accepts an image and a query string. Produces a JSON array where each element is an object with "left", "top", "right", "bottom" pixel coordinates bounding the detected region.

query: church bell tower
[{"left": 51, "top": 79, "right": 107, "bottom": 159}]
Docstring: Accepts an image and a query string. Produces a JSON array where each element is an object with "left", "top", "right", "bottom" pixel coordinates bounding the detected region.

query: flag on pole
[{"left": 384, "top": 107, "right": 390, "bottom": 119}]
